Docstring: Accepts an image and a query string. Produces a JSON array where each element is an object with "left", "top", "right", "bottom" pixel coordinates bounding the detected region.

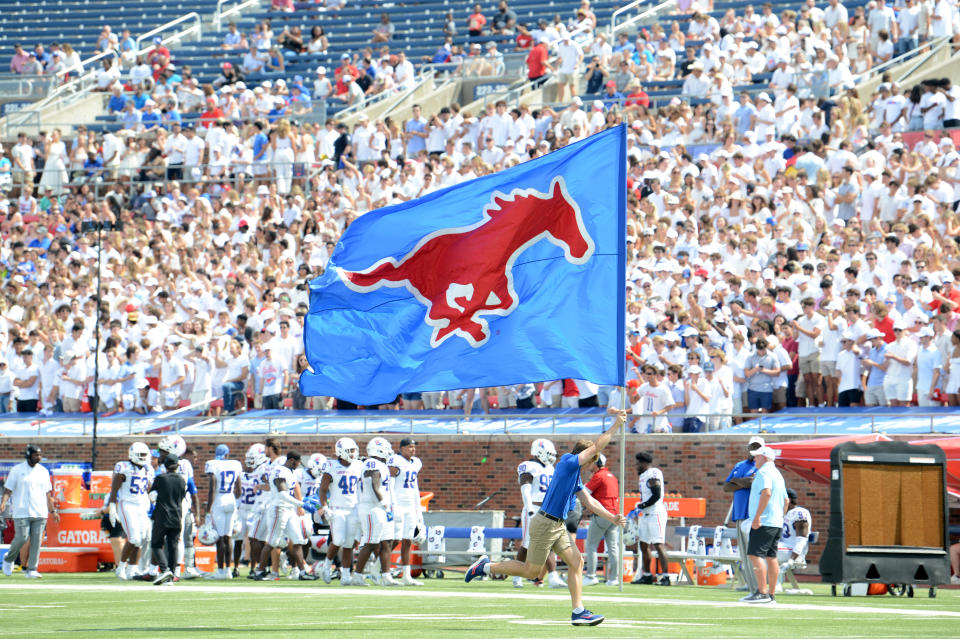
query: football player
[
  {"left": 317, "top": 437, "right": 362, "bottom": 585},
  {"left": 388, "top": 438, "right": 424, "bottom": 586},
  {"left": 298, "top": 453, "right": 326, "bottom": 573},
  {"left": 108, "top": 442, "right": 154, "bottom": 580},
  {"left": 155, "top": 434, "right": 200, "bottom": 579},
  {"left": 515, "top": 439, "right": 566, "bottom": 588},
  {"left": 777, "top": 488, "right": 811, "bottom": 578},
  {"left": 255, "top": 451, "right": 314, "bottom": 581},
  {"left": 353, "top": 437, "right": 401, "bottom": 586},
  {"left": 251, "top": 438, "right": 286, "bottom": 577},
  {"left": 205, "top": 444, "right": 242, "bottom": 579},
  {"left": 631, "top": 451, "right": 670, "bottom": 586},
  {"left": 239, "top": 443, "right": 267, "bottom": 578}
]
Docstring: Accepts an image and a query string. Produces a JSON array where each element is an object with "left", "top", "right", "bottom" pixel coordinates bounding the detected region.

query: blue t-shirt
[
  {"left": 405, "top": 117, "right": 427, "bottom": 155},
  {"left": 539, "top": 452, "right": 584, "bottom": 519},
  {"left": 748, "top": 461, "right": 787, "bottom": 528},
  {"left": 725, "top": 458, "right": 756, "bottom": 521}
]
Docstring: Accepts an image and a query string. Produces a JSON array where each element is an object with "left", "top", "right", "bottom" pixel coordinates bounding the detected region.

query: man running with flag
[{"left": 464, "top": 410, "right": 628, "bottom": 626}]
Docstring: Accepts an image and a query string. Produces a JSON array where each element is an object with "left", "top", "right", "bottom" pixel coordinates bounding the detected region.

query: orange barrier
[
  {"left": 37, "top": 547, "right": 100, "bottom": 573},
  {"left": 623, "top": 494, "right": 706, "bottom": 518}
]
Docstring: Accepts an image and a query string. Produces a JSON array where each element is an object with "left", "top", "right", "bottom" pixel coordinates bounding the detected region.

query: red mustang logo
[{"left": 339, "top": 177, "right": 595, "bottom": 347}]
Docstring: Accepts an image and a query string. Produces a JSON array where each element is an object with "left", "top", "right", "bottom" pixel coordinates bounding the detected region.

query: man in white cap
[
  {"left": 836, "top": 331, "right": 863, "bottom": 407},
  {"left": 753, "top": 93, "right": 776, "bottom": 140},
  {"left": 915, "top": 326, "right": 943, "bottom": 406},
  {"left": 882, "top": 320, "right": 917, "bottom": 406},
  {"left": 741, "top": 445, "right": 787, "bottom": 604},
  {"left": 724, "top": 436, "right": 765, "bottom": 593},
  {"left": 313, "top": 66, "right": 332, "bottom": 101}
]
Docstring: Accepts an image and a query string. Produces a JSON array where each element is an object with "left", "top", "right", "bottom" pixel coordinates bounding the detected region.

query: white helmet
[
  {"left": 197, "top": 518, "right": 219, "bottom": 545},
  {"left": 128, "top": 442, "right": 150, "bottom": 466},
  {"left": 335, "top": 437, "right": 359, "bottom": 463},
  {"left": 531, "top": 438, "right": 557, "bottom": 465},
  {"left": 231, "top": 515, "right": 242, "bottom": 537},
  {"left": 623, "top": 518, "right": 639, "bottom": 546},
  {"left": 246, "top": 443, "right": 267, "bottom": 469},
  {"left": 158, "top": 434, "right": 186, "bottom": 457},
  {"left": 366, "top": 437, "right": 392, "bottom": 460},
  {"left": 306, "top": 453, "right": 327, "bottom": 479}
]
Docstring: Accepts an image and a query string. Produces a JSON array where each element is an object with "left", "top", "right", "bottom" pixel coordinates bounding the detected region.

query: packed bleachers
[{"left": 0, "top": 0, "right": 959, "bottom": 434}]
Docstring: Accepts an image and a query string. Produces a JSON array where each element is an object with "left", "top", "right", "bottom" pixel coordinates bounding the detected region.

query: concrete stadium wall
[{"left": 2, "top": 433, "right": 955, "bottom": 568}]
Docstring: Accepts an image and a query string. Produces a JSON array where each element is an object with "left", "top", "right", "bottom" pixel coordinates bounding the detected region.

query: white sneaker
[
  {"left": 380, "top": 574, "right": 402, "bottom": 587},
  {"left": 321, "top": 564, "right": 332, "bottom": 584},
  {"left": 288, "top": 568, "right": 301, "bottom": 580},
  {"left": 400, "top": 575, "right": 423, "bottom": 586},
  {"left": 24, "top": 570, "right": 42, "bottom": 579},
  {"left": 775, "top": 582, "right": 783, "bottom": 593},
  {"left": 116, "top": 565, "right": 128, "bottom": 581},
  {"left": 547, "top": 573, "right": 567, "bottom": 588},
  {"left": 582, "top": 576, "right": 599, "bottom": 586},
  {"left": 512, "top": 576, "right": 524, "bottom": 588},
  {"left": 350, "top": 573, "right": 369, "bottom": 587},
  {"left": 605, "top": 579, "right": 620, "bottom": 587},
  {"left": 2, "top": 561, "right": 12, "bottom": 577},
  {"left": 182, "top": 566, "right": 202, "bottom": 580},
  {"left": 951, "top": 575, "right": 960, "bottom": 585},
  {"left": 340, "top": 576, "right": 352, "bottom": 586}
]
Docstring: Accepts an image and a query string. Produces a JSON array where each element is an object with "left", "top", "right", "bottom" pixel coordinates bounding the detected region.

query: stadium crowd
[{"left": 1, "top": 0, "right": 960, "bottom": 430}]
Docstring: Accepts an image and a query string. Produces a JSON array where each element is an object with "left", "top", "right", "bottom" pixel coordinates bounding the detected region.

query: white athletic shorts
[
  {"left": 358, "top": 505, "right": 388, "bottom": 545},
  {"left": 328, "top": 507, "right": 360, "bottom": 547},
  {"left": 117, "top": 500, "right": 150, "bottom": 547},
  {"left": 237, "top": 506, "right": 253, "bottom": 538},
  {"left": 210, "top": 499, "right": 238, "bottom": 537},
  {"left": 521, "top": 507, "right": 536, "bottom": 548},
  {"left": 392, "top": 506, "right": 420, "bottom": 540},
  {"left": 637, "top": 509, "right": 667, "bottom": 545},
  {"left": 264, "top": 505, "right": 306, "bottom": 548},
  {"left": 251, "top": 504, "right": 271, "bottom": 542}
]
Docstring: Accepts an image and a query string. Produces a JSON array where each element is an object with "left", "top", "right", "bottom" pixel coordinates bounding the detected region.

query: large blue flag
[{"left": 300, "top": 125, "right": 626, "bottom": 404}]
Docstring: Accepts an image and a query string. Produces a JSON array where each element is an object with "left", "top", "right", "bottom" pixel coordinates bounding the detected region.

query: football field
[{"left": 1, "top": 574, "right": 959, "bottom": 638}]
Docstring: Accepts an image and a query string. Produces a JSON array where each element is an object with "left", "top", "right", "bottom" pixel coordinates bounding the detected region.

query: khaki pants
[{"left": 526, "top": 512, "right": 572, "bottom": 568}]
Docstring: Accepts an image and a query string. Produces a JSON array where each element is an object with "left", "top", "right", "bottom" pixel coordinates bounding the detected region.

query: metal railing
[
  {"left": 135, "top": 12, "right": 204, "bottom": 52},
  {"left": 851, "top": 35, "right": 951, "bottom": 86},
  {"left": 215, "top": 0, "right": 263, "bottom": 32},
  {"left": 610, "top": 0, "right": 677, "bottom": 39},
  {"left": 0, "top": 74, "right": 58, "bottom": 100},
  {"left": 5, "top": 410, "right": 959, "bottom": 438},
  {"left": 894, "top": 35, "right": 955, "bottom": 84}
]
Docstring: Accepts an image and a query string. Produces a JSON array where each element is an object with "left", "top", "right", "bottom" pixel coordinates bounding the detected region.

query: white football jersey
[
  {"left": 358, "top": 457, "right": 391, "bottom": 508},
  {"left": 157, "top": 457, "right": 194, "bottom": 482},
  {"left": 296, "top": 466, "right": 323, "bottom": 500},
  {"left": 517, "top": 459, "right": 554, "bottom": 505},
  {"left": 389, "top": 454, "right": 422, "bottom": 508},
  {"left": 322, "top": 458, "right": 362, "bottom": 509},
  {"left": 638, "top": 467, "right": 666, "bottom": 513},
  {"left": 238, "top": 470, "right": 263, "bottom": 509},
  {"left": 781, "top": 506, "right": 812, "bottom": 551},
  {"left": 205, "top": 459, "right": 243, "bottom": 501},
  {"left": 113, "top": 460, "right": 154, "bottom": 505},
  {"left": 267, "top": 464, "right": 297, "bottom": 507}
]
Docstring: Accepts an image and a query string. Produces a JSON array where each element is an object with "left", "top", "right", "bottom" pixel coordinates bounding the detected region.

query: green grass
[{"left": 0, "top": 572, "right": 958, "bottom": 639}]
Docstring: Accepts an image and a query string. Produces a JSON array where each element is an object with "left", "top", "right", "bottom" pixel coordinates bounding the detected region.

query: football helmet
[
  {"left": 335, "top": 437, "right": 359, "bottom": 463},
  {"left": 197, "top": 518, "right": 219, "bottom": 545},
  {"left": 245, "top": 443, "right": 267, "bottom": 469},
  {"left": 306, "top": 453, "right": 327, "bottom": 479},
  {"left": 623, "top": 513, "right": 639, "bottom": 546},
  {"left": 366, "top": 437, "right": 392, "bottom": 460},
  {"left": 128, "top": 442, "right": 150, "bottom": 466},
  {"left": 531, "top": 438, "right": 557, "bottom": 465},
  {"left": 158, "top": 434, "right": 186, "bottom": 457},
  {"left": 231, "top": 516, "right": 242, "bottom": 537}
]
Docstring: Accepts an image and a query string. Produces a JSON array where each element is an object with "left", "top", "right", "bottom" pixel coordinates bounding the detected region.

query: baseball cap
[
  {"left": 751, "top": 446, "right": 777, "bottom": 459},
  {"left": 748, "top": 435, "right": 765, "bottom": 447},
  {"left": 400, "top": 438, "right": 416, "bottom": 447},
  {"left": 163, "top": 454, "right": 180, "bottom": 469},
  {"left": 688, "top": 365, "right": 703, "bottom": 374}
]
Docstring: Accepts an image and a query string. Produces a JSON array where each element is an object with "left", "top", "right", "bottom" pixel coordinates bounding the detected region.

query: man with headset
[{"left": 1, "top": 444, "right": 60, "bottom": 578}]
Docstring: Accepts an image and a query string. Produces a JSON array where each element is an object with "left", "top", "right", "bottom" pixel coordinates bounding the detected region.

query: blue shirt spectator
[
  {"left": 405, "top": 113, "right": 427, "bottom": 155},
  {"left": 734, "top": 101, "right": 757, "bottom": 138},
  {"left": 107, "top": 93, "right": 127, "bottom": 113}
]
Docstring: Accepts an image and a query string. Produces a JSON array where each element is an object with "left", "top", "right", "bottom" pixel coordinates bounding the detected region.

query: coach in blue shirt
[
  {"left": 465, "top": 411, "right": 628, "bottom": 627},
  {"left": 723, "top": 435, "right": 764, "bottom": 593},
  {"left": 742, "top": 445, "right": 788, "bottom": 604}
]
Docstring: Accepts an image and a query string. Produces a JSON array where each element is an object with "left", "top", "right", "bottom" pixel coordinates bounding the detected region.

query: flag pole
[{"left": 618, "top": 386, "right": 625, "bottom": 593}]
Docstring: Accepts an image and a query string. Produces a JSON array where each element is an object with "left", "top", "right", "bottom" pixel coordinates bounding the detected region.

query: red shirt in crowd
[
  {"left": 526, "top": 42, "right": 548, "bottom": 79},
  {"left": 874, "top": 314, "right": 895, "bottom": 343},
  {"left": 625, "top": 89, "right": 649, "bottom": 108},
  {"left": 585, "top": 466, "right": 619, "bottom": 514}
]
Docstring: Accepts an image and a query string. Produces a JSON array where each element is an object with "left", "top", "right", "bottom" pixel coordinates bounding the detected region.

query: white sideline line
[{"left": 0, "top": 583, "right": 957, "bottom": 618}]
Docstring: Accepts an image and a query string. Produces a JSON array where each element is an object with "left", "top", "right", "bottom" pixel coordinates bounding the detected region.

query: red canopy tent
[
  {"left": 770, "top": 434, "right": 892, "bottom": 484},
  {"left": 908, "top": 437, "right": 960, "bottom": 499}
]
